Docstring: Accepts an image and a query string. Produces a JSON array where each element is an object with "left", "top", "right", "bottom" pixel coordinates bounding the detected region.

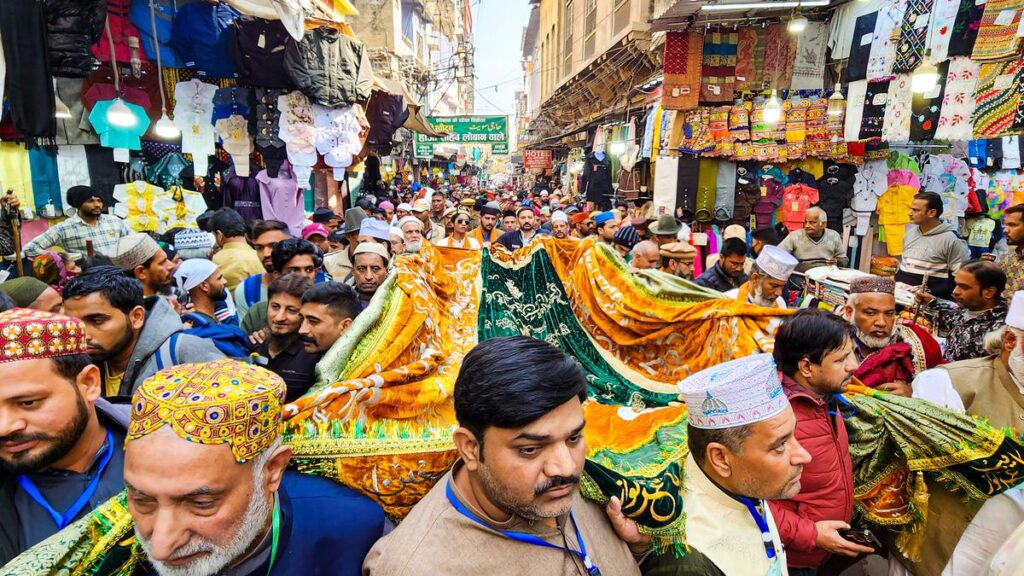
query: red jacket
[{"left": 767, "top": 375, "right": 854, "bottom": 569}]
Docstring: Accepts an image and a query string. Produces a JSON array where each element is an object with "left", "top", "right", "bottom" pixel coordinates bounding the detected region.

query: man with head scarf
[
  {"left": 11, "top": 359, "right": 388, "bottom": 575},
  {"left": 175, "top": 259, "right": 250, "bottom": 358},
  {"left": 24, "top": 186, "right": 131, "bottom": 258}
]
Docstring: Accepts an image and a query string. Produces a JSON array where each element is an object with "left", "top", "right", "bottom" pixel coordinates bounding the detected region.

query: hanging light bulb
[
  {"left": 106, "top": 98, "right": 136, "bottom": 127},
  {"left": 787, "top": 14, "right": 809, "bottom": 34},
  {"left": 763, "top": 89, "right": 782, "bottom": 124},
  {"left": 827, "top": 82, "right": 845, "bottom": 117},
  {"left": 912, "top": 52, "right": 939, "bottom": 94},
  {"left": 154, "top": 111, "right": 180, "bottom": 139}
]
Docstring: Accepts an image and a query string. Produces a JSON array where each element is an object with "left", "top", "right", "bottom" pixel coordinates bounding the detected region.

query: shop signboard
[
  {"left": 523, "top": 149, "right": 552, "bottom": 169},
  {"left": 414, "top": 115, "right": 508, "bottom": 157}
]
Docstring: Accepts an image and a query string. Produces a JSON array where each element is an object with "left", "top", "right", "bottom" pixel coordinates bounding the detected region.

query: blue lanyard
[
  {"left": 17, "top": 430, "right": 115, "bottom": 529},
  {"left": 445, "top": 481, "right": 601, "bottom": 575},
  {"left": 739, "top": 497, "right": 777, "bottom": 560}
]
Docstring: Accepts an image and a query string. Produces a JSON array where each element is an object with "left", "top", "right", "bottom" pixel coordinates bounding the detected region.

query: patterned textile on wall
[
  {"left": 971, "top": 0, "right": 1024, "bottom": 62},
  {"left": 892, "top": 0, "right": 935, "bottom": 73},
  {"left": 867, "top": 0, "right": 908, "bottom": 80},
  {"left": 947, "top": 0, "right": 986, "bottom": 57},
  {"left": 972, "top": 59, "right": 1024, "bottom": 138},
  {"left": 791, "top": 21, "right": 829, "bottom": 90},
  {"left": 861, "top": 79, "right": 892, "bottom": 140},
  {"left": 699, "top": 28, "right": 738, "bottom": 103},
  {"left": 845, "top": 11, "right": 878, "bottom": 83},
  {"left": 936, "top": 57, "right": 981, "bottom": 140},
  {"left": 882, "top": 75, "right": 914, "bottom": 142},
  {"left": 762, "top": 23, "right": 797, "bottom": 89},
  {"left": 910, "top": 60, "right": 950, "bottom": 141},
  {"left": 662, "top": 31, "right": 703, "bottom": 111},
  {"left": 734, "top": 27, "right": 764, "bottom": 91}
]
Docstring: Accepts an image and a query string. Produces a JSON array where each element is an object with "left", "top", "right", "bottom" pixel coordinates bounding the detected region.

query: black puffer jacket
[
  {"left": 45, "top": 0, "right": 106, "bottom": 78},
  {"left": 284, "top": 26, "right": 373, "bottom": 107}
]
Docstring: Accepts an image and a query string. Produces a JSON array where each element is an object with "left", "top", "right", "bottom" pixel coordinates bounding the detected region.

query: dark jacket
[
  {"left": 131, "top": 472, "right": 387, "bottom": 575},
  {"left": 768, "top": 375, "right": 855, "bottom": 569},
  {"left": 583, "top": 152, "right": 613, "bottom": 203},
  {"left": 109, "top": 296, "right": 224, "bottom": 397},
  {"left": 284, "top": 26, "right": 373, "bottom": 107},
  {"left": 365, "top": 90, "right": 409, "bottom": 153},
  {"left": 227, "top": 16, "right": 294, "bottom": 88},
  {"left": 0, "top": 399, "right": 130, "bottom": 566},
  {"left": 45, "top": 0, "right": 105, "bottom": 78},
  {"left": 692, "top": 262, "right": 748, "bottom": 293}
]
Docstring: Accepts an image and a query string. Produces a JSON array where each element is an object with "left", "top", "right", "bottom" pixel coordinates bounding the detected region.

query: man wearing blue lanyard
[
  {"left": 0, "top": 309, "right": 129, "bottom": 566},
  {"left": 643, "top": 353, "right": 811, "bottom": 576},
  {"left": 364, "top": 336, "right": 649, "bottom": 575}
]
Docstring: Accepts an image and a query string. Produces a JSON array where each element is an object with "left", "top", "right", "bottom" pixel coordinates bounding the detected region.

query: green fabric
[
  {"left": 478, "top": 248, "right": 679, "bottom": 408},
  {"left": 1, "top": 277, "right": 49, "bottom": 307},
  {"left": 241, "top": 300, "right": 268, "bottom": 335}
]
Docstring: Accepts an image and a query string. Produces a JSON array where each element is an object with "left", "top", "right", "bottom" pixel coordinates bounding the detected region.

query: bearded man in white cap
[
  {"left": 900, "top": 291, "right": 1024, "bottom": 576},
  {"left": 724, "top": 245, "right": 798, "bottom": 308},
  {"left": 642, "top": 354, "right": 811, "bottom": 576}
]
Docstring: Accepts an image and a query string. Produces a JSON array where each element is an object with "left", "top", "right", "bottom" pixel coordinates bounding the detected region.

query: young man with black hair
[
  {"left": 364, "top": 336, "right": 647, "bottom": 575},
  {"left": 0, "top": 310, "right": 130, "bottom": 565},
  {"left": 768, "top": 309, "right": 871, "bottom": 575},
  {"left": 919, "top": 260, "right": 1008, "bottom": 361},
  {"left": 209, "top": 208, "right": 264, "bottom": 291},
  {"left": 255, "top": 273, "right": 320, "bottom": 402},
  {"left": 495, "top": 207, "right": 540, "bottom": 251},
  {"left": 233, "top": 219, "right": 292, "bottom": 320},
  {"left": 895, "top": 191, "right": 970, "bottom": 299},
  {"left": 62, "top": 266, "right": 223, "bottom": 397},
  {"left": 238, "top": 238, "right": 323, "bottom": 327},
  {"left": 997, "top": 203, "right": 1024, "bottom": 298},
  {"left": 298, "top": 282, "right": 361, "bottom": 354},
  {"left": 694, "top": 237, "right": 750, "bottom": 292}
]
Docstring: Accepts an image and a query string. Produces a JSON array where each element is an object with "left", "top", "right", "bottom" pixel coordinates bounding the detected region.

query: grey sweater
[{"left": 777, "top": 229, "right": 849, "bottom": 272}]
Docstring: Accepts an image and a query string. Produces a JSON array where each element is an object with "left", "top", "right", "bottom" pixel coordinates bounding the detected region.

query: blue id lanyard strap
[
  {"left": 17, "top": 430, "right": 115, "bottom": 529},
  {"left": 445, "top": 481, "right": 601, "bottom": 575},
  {"left": 739, "top": 497, "right": 777, "bottom": 560}
]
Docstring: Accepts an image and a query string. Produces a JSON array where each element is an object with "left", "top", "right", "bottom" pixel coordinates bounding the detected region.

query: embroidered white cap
[
  {"left": 678, "top": 353, "right": 789, "bottom": 430},
  {"left": 755, "top": 245, "right": 799, "bottom": 281}
]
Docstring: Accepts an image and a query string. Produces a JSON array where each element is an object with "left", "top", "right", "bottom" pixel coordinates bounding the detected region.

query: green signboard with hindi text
[{"left": 415, "top": 115, "right": 509, "bottom": 158}]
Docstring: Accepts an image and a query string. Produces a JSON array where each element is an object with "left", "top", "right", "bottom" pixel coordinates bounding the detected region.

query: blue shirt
[
  {"left": 88, "top": 100, "right": 150, "bottom": 150},
  {"left": 170, "top": 1, "right": 239, "bottom": 78}
]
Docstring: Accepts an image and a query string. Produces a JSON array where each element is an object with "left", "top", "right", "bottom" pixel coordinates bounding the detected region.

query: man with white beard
[
  {"left": 883, "top": 292, "right": 1024, "bottom": 576},
  {"left": 399, "top": 216, "right": 424, "bottom": 254},
  {"left": 121, "top": 359, "right": 386, "bottom": 575},
  {"left": 838, "top": 275, "right": 943, "bottom": 397},
  {"left": 724, "top": 245, "right": 797, "bottom": 308}
]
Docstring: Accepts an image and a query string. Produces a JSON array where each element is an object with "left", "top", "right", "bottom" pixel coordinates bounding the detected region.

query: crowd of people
[{"left": 0, "top": 181, "right": 1022, "bottom": 576}]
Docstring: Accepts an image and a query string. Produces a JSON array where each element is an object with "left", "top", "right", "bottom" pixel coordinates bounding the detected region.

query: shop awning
[{"left": 373, "top": 76, "right": 449, "bottom": 139}]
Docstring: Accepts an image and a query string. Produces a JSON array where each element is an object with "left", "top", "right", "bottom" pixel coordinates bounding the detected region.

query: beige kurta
[
  {"left": 362, "top": 464, "right": 641, "bottom": 576},
  {"left": 682, "top": 454, "right": 789, "bottom": 576}
]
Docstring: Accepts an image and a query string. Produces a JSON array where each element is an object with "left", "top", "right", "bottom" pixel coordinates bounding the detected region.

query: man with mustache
[
  {"left": 364, "top": 336, "right": 648, "bottom": 575},
  {"left": 768, "top": 310, "right": 872, "bottom": 575},
  {"left": 254, "top": 274, "right": 319, "bottom": 403},
  {"left": 840, "top": 275, "right": 943, "bottom": 397},
  {"left": 643, "top": 353, "right": 811, "bottom": 575},
  {"left": 0, "top": 310, "right": 128, "bottom": 566},
  {"left": 298, "top": 282, "right": 361, "bottom": 354},
  {"left": 495, "top": 207, "right": 541, "bottom": 252},
  {"left": 63, "top": 266, "right": 223, "bottom": 398},
  {"left": 111, "top": 360, "right": 384, "bottom": 575}
]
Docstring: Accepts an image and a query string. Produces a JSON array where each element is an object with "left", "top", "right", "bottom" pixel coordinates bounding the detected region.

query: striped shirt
[{"left": 23, "top": 214, "right": 131, "bottom": 258}]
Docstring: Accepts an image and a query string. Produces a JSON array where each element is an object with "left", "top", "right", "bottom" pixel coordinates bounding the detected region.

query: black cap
[{"left": 312, "top": 208, "right": 336, "bottom": 223}]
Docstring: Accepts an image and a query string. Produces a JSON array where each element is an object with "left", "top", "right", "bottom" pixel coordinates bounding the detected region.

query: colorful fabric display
[
  {"left": 910, "top": 61, "right": 950, "bottom": 141},
  {"left": 892, "top": 0, "right": 935, "bottom": 73},
  {"left": 845, "top": 80, "right": 868, "bottom": 141},
  {"left": 972, "top": 60, "right": 1024, "bottom": 138},
  {"left": 700, "top": 28, "right": 738, "bottom": 103},
  {"left": 971, "top": 0, "right": 1024, "bottom": 62},
  {"left": 709, "top": 106, "right": 733, "bottom": 157},
  {"left": 928, "top": 0, "right": 961, "bottom": 62},
  {"left": 948, "top": 0, "right": 987, "bottom": 57},
  {"left": 735, "top": 27, "right": 763, "bottom": 91},
  {"left": 791, "top": 21, "right": 828, "bottom": 90},
  {"left": 173, "top": 79, "right": 218, "bottom": 176},
  {"left": 781, "top": 183, "right": 820, "bottom": 232},
  {"left": 845, "top": 11, "right": 878, "bottom": 82},
  {"left": 867, "top": 1, "right": 907, "bottom": 79},
  {"left": 728, "top": 100, "right": 751, "bottom": 141},
  {"left": 936, "top": 57, "right": 981, "bottom": 140},
  {"left": 113, "top": 181, "right": 164, "bottom": 232},
  {"left": 278, "top": 91, "right": 317, "bottom": 189},
  {"left": 860, "top": 80, "right": 891, "bottom": 140},
  {"left": 153, "top": 186, "right": 207, "bottom": 232},
  {"left": 763, "top": 23, "right": 796, "bottom": 90},
  {"left": 882, "top": 75, "right": 913, "bottom": 142},
  {"left": 662, "top": 32, "right": 702, "bottom": 111},
  {"left": 87, "top": 99, "right": 150, "bottom": 151}
]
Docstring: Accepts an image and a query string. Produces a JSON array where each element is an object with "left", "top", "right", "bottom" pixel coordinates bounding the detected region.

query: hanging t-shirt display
[
  {"left": 910, "top": 61, "right": 950, "bottom": 141},
  {"left": 732, "top": 163, "right": 760, "bottom": 226},
  {"left": 817, "top": 163, "right": 858, "bottom": 233},
  {"left": 583, "top": 151, "right": 614, "bottom": 205},
  {"left": 781, "top": 183, "right": 820, "bottom": 232},
  {"left": 88, "top": 99, "right": 151, "bottom": 151},
  {"left": 113, "top": 181, "right": 164, "bottom": 232},
  {"left": 860, "top": 80, "right": 891, "bottom": 140}
]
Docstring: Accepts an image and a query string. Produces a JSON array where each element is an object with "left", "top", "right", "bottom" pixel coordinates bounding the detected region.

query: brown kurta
[{"left": 362, "top": 464, "right": 641, "bottom": 576}]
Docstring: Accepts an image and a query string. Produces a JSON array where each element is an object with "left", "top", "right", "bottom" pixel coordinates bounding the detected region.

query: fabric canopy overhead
[
  {"left": 372, "top": 77, "right": 449, "bottom": 139},
  {"left": 226, "top": 0, "right": 358, "bottom": 40}
]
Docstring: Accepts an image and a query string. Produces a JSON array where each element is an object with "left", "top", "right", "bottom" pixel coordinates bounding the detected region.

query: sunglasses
[{"left": 454, "top": 219, "right": 469, "bottom": 225}]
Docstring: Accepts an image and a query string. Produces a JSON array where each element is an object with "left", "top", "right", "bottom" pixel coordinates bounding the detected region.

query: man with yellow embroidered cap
[
  {"left": 642, "top": 353, "right": 811, "bottom": 576},
  {"left": 122, "top": 359, "right": 386, "bottom": 575},
  {"left": 0, "top": 309, "right": 129, "bottom": 566}
]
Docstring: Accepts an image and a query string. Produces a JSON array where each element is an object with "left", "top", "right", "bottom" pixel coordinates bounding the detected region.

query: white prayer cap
[
  {"left": 551, "top": 210, "right": 568, "bottom": 223},
  {"left": 396, "top": 203, "right": 412, "bottom": 212},
  {"left": 398, "top": 216, "right": 422, "bottom": 231},
  {"left": 1007, "top": 292, "right": 1024, "bottom": 330},
  {"left": 755, "top": 245, "right": 798, "bottom": 281},
  {"left": 173, "top": 258, "right": 218, "bottom": 293},
  {"left": 354, "top": 242, "right": 390, "bottom": 262},
  {"left": 678, "top": 353, "right": 788, "bottom": 430}
]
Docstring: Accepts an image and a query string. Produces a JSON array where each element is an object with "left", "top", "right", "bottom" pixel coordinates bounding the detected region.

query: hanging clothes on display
[
  {"left": 700, "top": 28, "right": 738, "bottom": 103},
  {"left": 791, "top": 21, "right": 828, "bottom": 90},
  {"left": 751, "top": 169, "right": 784, "bottom": 229},
  {"left": 257, "top": 161, "right": 303, "bottom": 235},
  {"left": 971, "top": 0, "right": 1024, "bottom": 62},
  {"left": 113, "top": 180, "right": 164, "bottom": 232},
  {"left": 845, "top": 12, "right": 878, "bottom": 82},
  {"left": 891, "top": 0, "right": 935, "bottom": 73},
  {"left": 695, "top": 158, "right": 718, "bottom": 222},
  {"left": 0, "top": 0, "right": 57, "bottom": 146},
  {"left": 817, "top": 163, "right": 858, "bottom": 234},
  {"left": 583, "top": 150, "right": 614, "bottom": 206},
  {"left": 173, "top": 79, "right": 218, "bottom": 176},
  {"left": 732, "top": 163, "right": 760, "bottom": 227},
  {"left": 881, "top": 75, "right": 913, "bottom": 142},
  {"left": 215, "top": 114, "right": 252, "bottom": 177},
  {"left": 278, "top": 90, "right": 317, "bottom": 189},
  {"left": 153, "top": 186, "right": 207, "bottom": 232},
  {"left": 762, "top": 23, "right": 796, "bottom": 90},
  {"left": 781, "top": 183, "right": 819, "bottom": 232},
  {"left": 735, "top": 27, "right": 763, "bottom": 91},
  {"left": 88, "top": 99, "right": 150, "bottom": 151},
  {"left": 253, "top": 88, "right": 287, "bottom": 178},
  {"left": 662, "top": 31, "right": 702, "bottom": 111},
  {"left": 947, "top": 0, "right": 987, "bottom": 57},
  {"left": 170, "top": 0, "right": 240, "bottom": 78},
  {"left": 910, "top": 61, "right": 950, "bottom": 141},
  {"left": 935, "top": 57, "right": 980, "bottom": 140},
  {"left": 859, "top": 79, "right": 891, "bottom": 140},
  {"left": 972, "top": 60, "right": 1024, "bottom": 138},
  {"left": 714, "top": 161, "right": 737, "bottom": 222},
  {"left": 677, "top": 155, "right": 701, "bottom": 220},
  {"left": 866, "top": 1, "right": 907, "bottom": 80},
  {"left": 284, "top": 26, "right": 373, "bottom": 107},
  {"left": 653, "top": 156, "right": 679, "bottom": 216},
  {"left": 221, "top": 169, "right": 262, "bottom": 221},
  {"left": 226, "top": 16, "right": 293, "bottom": 88}
]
